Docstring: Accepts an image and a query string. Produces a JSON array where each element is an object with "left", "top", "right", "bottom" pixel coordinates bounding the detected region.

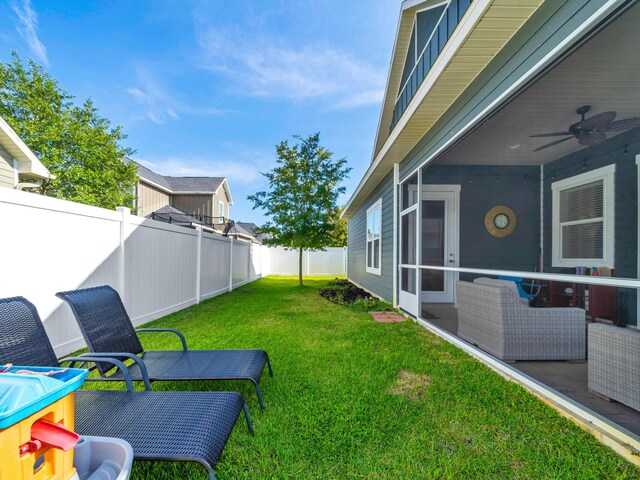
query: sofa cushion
[{"left": 473, "top": 277, "right": 529, "bottom": 305}]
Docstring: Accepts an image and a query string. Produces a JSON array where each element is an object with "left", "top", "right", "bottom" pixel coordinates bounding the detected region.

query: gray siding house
[
  {"left": 344, "top": 0, "right": 640, "bottom": 454},
  {"left": 134, "top": 162, "right": 234, "bottom": 231}
]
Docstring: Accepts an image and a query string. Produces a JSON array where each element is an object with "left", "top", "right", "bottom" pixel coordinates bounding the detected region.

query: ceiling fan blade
[
  {"left": 529, "top": 132, "right": 572, "bottom": 138},
  {"left": 604, "top": 116, "right": 640, "bottom": 132},
  {"left": 578, "top": 111, "right": 616, "bottom": 131},
  {"left": 578, "top": 131, "right": 606, "bottom": 146},
  {"left": 532, "top": 136, "right": 574, "bottom": 152}
]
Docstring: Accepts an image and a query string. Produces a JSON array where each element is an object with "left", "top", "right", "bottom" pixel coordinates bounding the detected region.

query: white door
[{"left": 421, "top": 187, "right": 459, "bottom": 304}]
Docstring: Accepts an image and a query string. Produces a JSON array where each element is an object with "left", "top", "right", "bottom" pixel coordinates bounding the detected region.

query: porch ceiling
[{"left": 436, "top": 2, "right": 640, "bottom": 166}]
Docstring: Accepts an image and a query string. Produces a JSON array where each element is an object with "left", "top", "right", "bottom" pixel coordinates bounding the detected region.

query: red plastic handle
[{"left": 19, "top": 440, "right": 42, "bottom": 456}]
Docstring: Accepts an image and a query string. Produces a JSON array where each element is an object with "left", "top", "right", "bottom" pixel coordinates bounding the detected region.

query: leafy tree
[
  {"left": 249, "top": 133, "right": 351, "bottom": 286},
  {"left": 327, "top": 206, "right": 348, "bottom": 247},
  {"left": 0, "top": 52, "right": 137, "bottom": 209}
]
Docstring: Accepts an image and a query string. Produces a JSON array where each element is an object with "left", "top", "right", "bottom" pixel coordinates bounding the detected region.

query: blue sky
[{"left": 0, "top": 0, "right": 400, "bottom": 223}]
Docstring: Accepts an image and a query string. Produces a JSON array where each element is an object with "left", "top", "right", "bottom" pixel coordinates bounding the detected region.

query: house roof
[
  {"left": 164, "top": 176, "right": 225, "bottom": 193},
  {"left": 136, "top": 162, "right": 172, "bottom": 191},
  {"left": 343, "top": 0, "right": 544, "bottom": 218},
  {"left": 134, "top": 160, "right": 233, "bottom": 204},
  {"left": 236, "top": 222, "right": 271, "bottom": 243},
  {"left": 0, "top": 115, "right": 53, "bottom": 180}
]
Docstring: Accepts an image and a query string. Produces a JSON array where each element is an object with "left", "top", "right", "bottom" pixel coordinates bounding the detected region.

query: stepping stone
[
  {"left": 370, "top": 311, "right": 394, "bottom": 323},
  {"left": 370, "top": 311, "right": 406, "bottom": 323},
  {"left": 386, "top": 313, "right": 406, "bottom": 323}
]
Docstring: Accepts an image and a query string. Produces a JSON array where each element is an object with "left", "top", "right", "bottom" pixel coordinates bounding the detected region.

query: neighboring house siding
[
  {"left": 542, "top": 128, "right": 638, "bottom": 326},
  {"left": 214, "top": 192, "right": 229, "bottom": 220},
  {"left": 172, "top": 194, "right": 214, "bottom": 219},
  {"left": 348, "top": 170, "right": 394, "bottom": 302},
  {"left": 398, "top": 0, "right": 610, "bottom": 182},
  {"left": 422, "top": 164, "right": 540, "bottom": 280},
  {"left": 137, "top": 182, "right": 170, "bottom": 217},
  {"left": 0, "top": 145, "right": 15, "bottom": 188}
]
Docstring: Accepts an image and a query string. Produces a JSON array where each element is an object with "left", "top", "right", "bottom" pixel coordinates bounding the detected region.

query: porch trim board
[
  {"left": 637, "top": 154, "right": 640, "bottom": 334},
  {"left": 417, "top": 265, "right": 640, "bottom": 289},
  {"left": 413, "top": 315, "right": 640, "bottom": 465}
]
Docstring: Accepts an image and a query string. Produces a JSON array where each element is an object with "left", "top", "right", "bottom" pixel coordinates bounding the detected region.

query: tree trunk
[{"left": 299, "top": 246, "right": 304, "bottom": 286}]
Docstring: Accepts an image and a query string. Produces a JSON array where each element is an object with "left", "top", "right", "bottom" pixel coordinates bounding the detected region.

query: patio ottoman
[{"left": 588, "top": 323, "right": 640, "bottom": 411}]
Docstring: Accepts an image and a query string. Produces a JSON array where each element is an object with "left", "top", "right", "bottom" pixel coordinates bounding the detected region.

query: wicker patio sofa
[{"left": 456, "top": 280, "right": 586, "bottom": 361}]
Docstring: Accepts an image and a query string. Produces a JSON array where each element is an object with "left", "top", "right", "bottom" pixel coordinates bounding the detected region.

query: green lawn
[{"left": 113, "top": 277, "right": 637, "bottom": 479}]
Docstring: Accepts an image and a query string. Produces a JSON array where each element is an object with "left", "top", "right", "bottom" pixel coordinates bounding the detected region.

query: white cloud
[
  {"left": 10, "top": 0, "right": 49, "bottom": 66},
  {"left": 135, "top": 146, "right": 274, "bottom": 186},
  {"left": 126, "top": 68, "right": 224, "bottom": 124},
  {"left": 197, "top": 27, "right": 385, "bottom": 109}
]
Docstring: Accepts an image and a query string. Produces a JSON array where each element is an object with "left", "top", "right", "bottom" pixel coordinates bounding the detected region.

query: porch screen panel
[
  {"left": 402, "top": 173, "right": 418, "bottom": 210},
  {"left": 401, "top": 210, "right": 416, "bottom": 264},
  {"left": 559, "top": 180, "right": 604, "bottom": 259},
  {"left": 421, "top": 200, "right": 445, "bottom": 291}
]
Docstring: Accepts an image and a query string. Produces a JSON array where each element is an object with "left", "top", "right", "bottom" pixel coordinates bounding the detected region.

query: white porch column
[{"left": 392, "top": 163, "right": 399, "bottom": 308}]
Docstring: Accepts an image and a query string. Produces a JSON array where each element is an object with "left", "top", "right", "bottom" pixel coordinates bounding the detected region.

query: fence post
[
  {"left": 115, "top": 207, "right": 130, "bottom": 305},
  {"left": 229, "top": 237, "right": 234, "bottom": 292},
  {"left": 247, "top": 242, "right": 252, "bottom": 281},
  {"left": 344, "top": 246, "right": 348, "bottom": 277},
  {"left": 195, "top": 226, "right": 202, "bottom": 304}
]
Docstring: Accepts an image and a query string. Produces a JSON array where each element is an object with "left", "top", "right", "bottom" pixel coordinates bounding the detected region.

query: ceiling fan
[{"left": 530, "top": 105, "right": 640, "bottom": 152}]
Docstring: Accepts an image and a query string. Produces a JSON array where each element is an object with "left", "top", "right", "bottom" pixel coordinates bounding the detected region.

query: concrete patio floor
[{"left": 421, "top": 303, "right": 640, "bottom": 437}]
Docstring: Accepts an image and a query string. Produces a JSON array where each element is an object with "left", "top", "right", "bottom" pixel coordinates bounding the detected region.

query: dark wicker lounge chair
[
  {"left": 0, "top": 296, "right": 254, "bottom": 480},
  {"left": 56, "top": 285, "right": 273, "bottom": 410}
]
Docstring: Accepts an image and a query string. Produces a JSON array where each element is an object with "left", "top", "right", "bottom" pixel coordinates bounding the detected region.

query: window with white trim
[
  {"left": 366, "top": 199, "right": 382, "bottom": 274},
  {"left": 219, "top": 201, "right": 225, "bottom": 222},
  {"left": 552, "top": 164, "right": 615, "bottom": 268}
]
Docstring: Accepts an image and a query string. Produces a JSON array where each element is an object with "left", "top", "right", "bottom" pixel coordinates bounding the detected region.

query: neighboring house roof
[
  {"left": 147, "top": 205, "right": 219, "bottom": 233},
  {"left": 164, "top": 176, "right": 225, "bottom": 193},
  {"left": 135, "top": 162, "right": 172, "bottom": 191},
  {"left": 235, "top": 222, "right": 271, "bottom": 243},
  {"left": 133, "top": 160, "right": 233, "bottom": 204},
  {"left": 0, "top": 115, "right": 53, "bottom": 180},
  {"left": 228, "top": 222, "right": 258, "bottom": 243}
]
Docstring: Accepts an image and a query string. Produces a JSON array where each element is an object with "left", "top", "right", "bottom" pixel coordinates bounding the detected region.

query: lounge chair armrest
[
  {"left": 75, "top": 352, "right": 152, "bottom": 391},
  {"left": 60, "top": 355, "right": 135, "bottom": 392},
  {"left": 136, "top": 328, "right": 188, "bottom": 351}
]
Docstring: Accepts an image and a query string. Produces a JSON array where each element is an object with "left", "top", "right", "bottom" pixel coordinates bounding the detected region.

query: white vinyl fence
[
  {"left": 261, "top": 246, "right": 347, "bottom": 276},
  {"left": 0, "top": 188, "right": 261, "bottom": 356},
  {"left": 0, "top": 188, "right": 346, "bottom": 356}
]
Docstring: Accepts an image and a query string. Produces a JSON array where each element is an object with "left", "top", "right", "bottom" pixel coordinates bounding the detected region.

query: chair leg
[
  {"left": 266, "top": 355, "right": 274, "bottom": 378},
  {"left": 254, "top": 382, "right": 265, "bottom": 411},
  {"left": 209, "top": 470, "right": 216, "bottom": 480},
  {"left": 243, "top": 403, "right": 255, "bottom": 435}
]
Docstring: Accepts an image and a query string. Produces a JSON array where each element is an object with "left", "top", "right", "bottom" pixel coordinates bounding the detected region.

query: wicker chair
[
  {"left": 0, "top": 296, "right": 254, "bottom": 479},
  {"left": 456, "top": 281, "right": 586, "bottom": 361}
]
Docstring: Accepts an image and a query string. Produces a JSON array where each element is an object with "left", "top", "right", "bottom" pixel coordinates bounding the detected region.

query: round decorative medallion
[{"left": 484, "top": 205, "right": 516, "bottom": 238}]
